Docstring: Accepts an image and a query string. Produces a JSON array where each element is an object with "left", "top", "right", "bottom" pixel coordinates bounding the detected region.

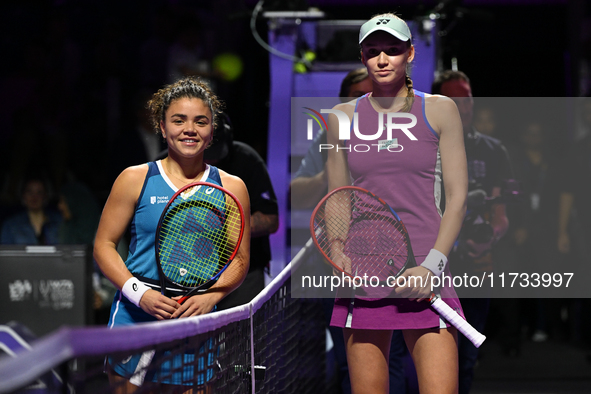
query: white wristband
[
  {"left": 420, "top": 249, "right": 448, "bottom": 277},
  {"left": 122, "top": 277, "right": 151, "bottom": 307}
]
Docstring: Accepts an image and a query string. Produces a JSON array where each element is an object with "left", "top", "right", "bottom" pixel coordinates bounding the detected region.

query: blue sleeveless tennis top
[{"left": 107, "top": 162, "right": 223, "bottom": 384}]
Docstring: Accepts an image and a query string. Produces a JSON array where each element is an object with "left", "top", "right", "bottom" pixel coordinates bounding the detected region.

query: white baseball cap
[{"left": 359, "top": 17, "right": 412, "bottom": 44}]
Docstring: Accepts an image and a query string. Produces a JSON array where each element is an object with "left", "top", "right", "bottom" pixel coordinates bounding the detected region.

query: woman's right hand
[
  {"left": 138, "top": 289, "right": 180, "bottom": 320},
  {"left": 332, "top": 250, "right": 352, "bottom": 275}
]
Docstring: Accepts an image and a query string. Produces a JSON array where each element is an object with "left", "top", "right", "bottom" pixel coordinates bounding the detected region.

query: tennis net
[{"left": 0, "top": 240, "right": 326, "bottom": 394}]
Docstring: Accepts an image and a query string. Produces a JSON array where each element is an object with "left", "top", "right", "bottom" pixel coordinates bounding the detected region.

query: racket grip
[{"left": 429, "top": 294, "right": 486, "bottom": 348}]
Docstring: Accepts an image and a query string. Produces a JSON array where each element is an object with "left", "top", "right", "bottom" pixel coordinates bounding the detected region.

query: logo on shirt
[
  {"left": 180, "top": 186, "right": 215, "bottom": 200},
  {"left": 151, "top": 196, "right": 169, "bottom": 204},
  {"left": 377, "top": 138, "right": 402, "bottom": 152}
]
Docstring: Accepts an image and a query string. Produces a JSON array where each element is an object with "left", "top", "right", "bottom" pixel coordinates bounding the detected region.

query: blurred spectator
[
  {"left": 507, "top": 119, "right": 573, "bottom": 344},
  {"left": 57, "top": 180, "right": 101, "bottom": 245},
  {"left": 562, "top": 98, "right": 591, "bottom": 255},
  {"left": 1, "top": 177, "right": 61, "bottom": 245},
  {"left": 1, "top": 37, "right": 68, "bottom": 207},
  {"left": 556, "top": 97, "right": 591, "bottom": 347},
  {"left": 573, "top": 96, "right": 591, "bottom": 141},
  {"left": 472, "top": 106, "right": 497, "bottom": 137},
  {"left": 432, "top": 70, "right": 512, "bottom": 394},
  {"left": 57, "top": 178, "right": 114, "bottom": 323}
]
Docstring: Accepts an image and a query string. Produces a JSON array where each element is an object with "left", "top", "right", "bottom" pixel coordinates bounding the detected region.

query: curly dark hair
[{"left": 147, "top": 78, "right": 224, "bottom": 134}]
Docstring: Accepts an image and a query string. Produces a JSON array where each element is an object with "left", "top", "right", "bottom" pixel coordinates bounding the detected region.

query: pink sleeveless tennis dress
[{"left": 330, "top": 91, "right": 464, "bottom": 330}]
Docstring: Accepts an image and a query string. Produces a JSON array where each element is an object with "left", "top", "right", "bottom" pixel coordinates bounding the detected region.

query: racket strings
[
  {"left": 348, "top": 216, "right": 409, "bottom": 279},
  {"left": 313, "top": 189, "right": 410, "bottom": 281},
  {"left": 158, "top": 188, "right": 243, "bottom": 287}
]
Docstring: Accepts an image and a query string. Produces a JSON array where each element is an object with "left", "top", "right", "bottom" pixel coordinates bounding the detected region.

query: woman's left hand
[{"left": 392, "top": 266, "right": 434, "bottom": 302}]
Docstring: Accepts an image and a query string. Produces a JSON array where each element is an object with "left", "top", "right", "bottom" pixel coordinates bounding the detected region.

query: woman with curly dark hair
[{"left": 94, "top": 78, "right": 251, "bottom": 393}]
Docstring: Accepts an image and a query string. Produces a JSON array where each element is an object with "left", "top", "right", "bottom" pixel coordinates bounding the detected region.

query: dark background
[{"left": 0, "top": 0, "right": 587, "bottom": 205}]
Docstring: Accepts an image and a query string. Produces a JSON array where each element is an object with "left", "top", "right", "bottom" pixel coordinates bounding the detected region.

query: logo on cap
[{"left": 376, "top": 19, "right": 390, "bottom": 25}]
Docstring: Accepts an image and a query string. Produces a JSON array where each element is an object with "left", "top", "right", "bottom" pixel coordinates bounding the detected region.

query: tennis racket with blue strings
[{"left": 156, "top": 181, "right": 245, "bottom": 304}]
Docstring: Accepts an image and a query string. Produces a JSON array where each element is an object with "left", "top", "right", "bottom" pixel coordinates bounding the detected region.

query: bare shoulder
[
  {"left": 219, "top": 170, "right": 248, "bottom": 199},
  {"left": 111, "top": 164, "right": 150, "bottom": 198},
  {"left": 423, "top": 93, "right": 457, "bottom": 111},
  {"left": 333, "top": 100, "right": 357, "bottom": 116},
  {"left": 116, "top": 164, "right": 149, "bottom": 186},
  {"left": 423, "top": 94, "right": 461, "bottom": 135}
]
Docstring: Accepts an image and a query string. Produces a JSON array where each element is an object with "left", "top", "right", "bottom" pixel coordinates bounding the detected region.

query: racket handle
[
  {"left": 429, "top": 294, "right": 486, "bottom": 348},
  {"left": 177, "top": 289, "right": 206, "bottom": 304},
  {"left": 177, "top": 287, "right": 204, "bottom": 304}
]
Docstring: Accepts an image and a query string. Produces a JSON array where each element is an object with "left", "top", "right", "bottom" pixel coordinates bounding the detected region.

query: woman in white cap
[{"left": 325, "top": 13, "right": 468, "bottom": 393}]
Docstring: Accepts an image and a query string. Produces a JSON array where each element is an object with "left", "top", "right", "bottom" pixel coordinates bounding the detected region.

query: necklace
[{"left": 163, "top": 159, "right": 205, "bottom": 186}]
